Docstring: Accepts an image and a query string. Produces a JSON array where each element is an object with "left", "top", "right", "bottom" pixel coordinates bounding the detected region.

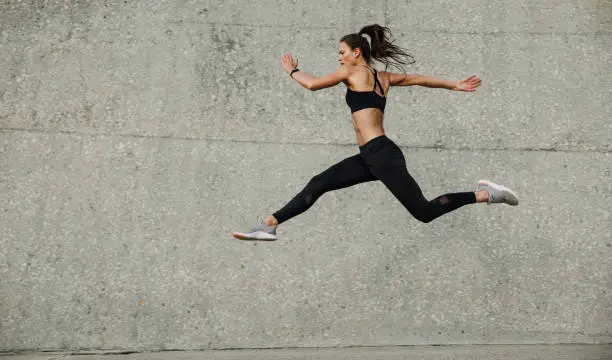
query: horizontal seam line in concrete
[
  {"left": 1, "top": 127, "right": 610, "bottom": 154},
  {"left": 6, "top": 343, "right": 612, "bottom": 355},
  {"left": 174, "top": 20, "right": 612, "bottom": 36}
]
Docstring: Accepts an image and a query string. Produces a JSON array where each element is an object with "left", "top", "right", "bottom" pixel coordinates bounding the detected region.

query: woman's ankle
[
  {"left": 264, "top": 216, "right": 278, "bottom": 227},
  {"left": 475, "top": 190, "right": 490, "bottom": 203}
]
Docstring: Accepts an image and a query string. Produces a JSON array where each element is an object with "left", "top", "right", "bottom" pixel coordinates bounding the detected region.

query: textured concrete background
[{"left": 1, "top": 0, "right": 611, "bottom": 352}]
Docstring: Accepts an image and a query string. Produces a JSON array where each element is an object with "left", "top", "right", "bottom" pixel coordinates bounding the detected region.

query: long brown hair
[{"left": 340, "top": 24, "right": 415, "bottom": 71}]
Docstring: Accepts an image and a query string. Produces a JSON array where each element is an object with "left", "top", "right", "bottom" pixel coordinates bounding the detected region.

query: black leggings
[{"left": 272, "top": 135, "right": 476, "bottom": 225}]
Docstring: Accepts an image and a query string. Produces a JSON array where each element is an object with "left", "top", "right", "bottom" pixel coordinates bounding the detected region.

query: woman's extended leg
[
  {"left": 271, "top": 153, "right": 377, "bottom": 224},
  {"left": 232, "top": 153, "right": 376, "bottom": 240}
]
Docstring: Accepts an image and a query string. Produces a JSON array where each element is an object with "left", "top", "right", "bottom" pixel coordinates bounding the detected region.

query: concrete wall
[{"left": 1, "top": 0, "right": 610, "bottom": 351}]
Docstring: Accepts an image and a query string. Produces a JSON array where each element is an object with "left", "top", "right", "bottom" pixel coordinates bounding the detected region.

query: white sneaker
[
  {"left": 232, "top": 216, "right": 278, "bottom": 241},
  {"left": 476, "top": 180, "right": 519, "bottom": 206}
]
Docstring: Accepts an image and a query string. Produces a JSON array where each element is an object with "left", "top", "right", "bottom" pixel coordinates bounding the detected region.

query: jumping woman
[{"left": 232, "top": 24, "right": 518, "bottom": 241}]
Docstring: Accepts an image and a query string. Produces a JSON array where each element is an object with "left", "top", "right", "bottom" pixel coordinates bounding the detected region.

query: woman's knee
[
  {"left": 302, "top": 174, "right": 329, "bottom": 203},
  {"left": 307, "top": 174, "right": 327, "bottom": 191},
  {"left": 414, "top": 213, "right": 435, "bottom": 223},
  {"left": 407, "top": 203, "right": 436, "bottom": 223}
]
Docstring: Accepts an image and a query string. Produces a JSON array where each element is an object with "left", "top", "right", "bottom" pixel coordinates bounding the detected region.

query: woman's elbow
[{"left": 306, "top": 82, "right": 319, "bottom": 91}]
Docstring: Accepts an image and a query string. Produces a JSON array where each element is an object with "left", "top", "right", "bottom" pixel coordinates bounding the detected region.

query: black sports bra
[{"left": 345, "top": 68, "right": 387, "bottom": 114}]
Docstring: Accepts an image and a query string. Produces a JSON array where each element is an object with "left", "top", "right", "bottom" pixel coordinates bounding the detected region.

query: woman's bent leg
[{"left": 365, "top": 139, "right": 476, "bottom": 223}]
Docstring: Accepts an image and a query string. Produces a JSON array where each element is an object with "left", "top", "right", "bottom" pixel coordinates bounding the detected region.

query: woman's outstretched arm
[
  {"left": 281, "top": 52, "right": 349, "bottom": 91},
  {"left": 387, "top": 72, "right": 481, "bottom": 92}
]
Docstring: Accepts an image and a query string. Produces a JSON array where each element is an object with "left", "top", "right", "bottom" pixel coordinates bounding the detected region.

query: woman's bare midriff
[{"left": 352, "top": 108, "right": 385, "bottom": 146}]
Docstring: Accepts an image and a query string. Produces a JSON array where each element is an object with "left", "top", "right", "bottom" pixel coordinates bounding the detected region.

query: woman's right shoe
[{"left": 476, "top": 180, "right": 519, "bottom": 206}]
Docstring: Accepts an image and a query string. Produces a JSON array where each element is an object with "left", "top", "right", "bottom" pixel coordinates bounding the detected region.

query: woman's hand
[
  {"left": 455, "top": 75, "right": 481, "bottom": 92},
  {"left": 281, "top": 53, "right": 299, "bottom": 74}
]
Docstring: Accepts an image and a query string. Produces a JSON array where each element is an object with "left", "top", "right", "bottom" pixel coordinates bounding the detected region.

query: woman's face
[{"left": 338, "top": 41, "right": 359, "bottom": 66}]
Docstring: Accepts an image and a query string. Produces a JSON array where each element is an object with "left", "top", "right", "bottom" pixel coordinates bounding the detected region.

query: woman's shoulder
[{"left": 344, "top": 65, "right": 376, "bottom": 79}]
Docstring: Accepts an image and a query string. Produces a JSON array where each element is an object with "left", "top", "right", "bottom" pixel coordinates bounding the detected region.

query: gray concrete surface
[
  {"left": 3, "top": 345, "right": 612, "bottom": 360},
  {"left": 1, "top": 0, "right": 611, "bottom": 353}
]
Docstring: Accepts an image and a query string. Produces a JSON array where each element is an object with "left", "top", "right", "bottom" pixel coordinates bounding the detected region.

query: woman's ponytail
[{"left": 340, "top": 24, "right": 415, "bottom": 71}]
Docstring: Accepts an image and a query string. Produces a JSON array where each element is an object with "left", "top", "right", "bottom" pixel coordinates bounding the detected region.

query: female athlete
[{"left": 232, "top": 24, "right": 518, "bottom": 241}]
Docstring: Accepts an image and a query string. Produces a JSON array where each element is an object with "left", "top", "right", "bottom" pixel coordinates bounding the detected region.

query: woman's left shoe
[{"left": 232, "top": 216, "right": 278, "bottom": 241}]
